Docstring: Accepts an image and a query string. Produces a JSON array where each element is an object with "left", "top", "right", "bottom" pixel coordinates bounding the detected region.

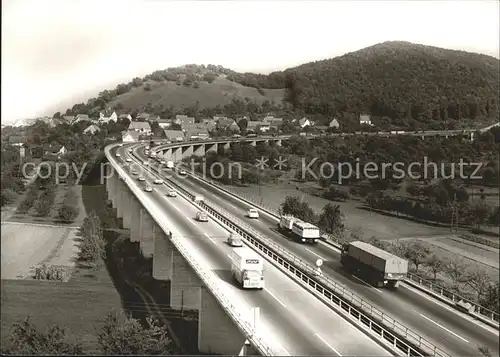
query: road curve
[
  {"left": 137, "top": 147, "right": 499, "bottom": 357},
  {"left": 113, "top": 145, "right": 393, "bottom": 356}
]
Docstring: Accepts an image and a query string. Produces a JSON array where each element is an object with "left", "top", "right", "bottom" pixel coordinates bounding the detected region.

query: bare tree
[
  {"left": 478, "top": 346, "right": 492, "bottom": 357},
  {"left": 467, "top": 269, "right": 493, "bottom": 302},
  {"left": 425, "top": 254, "right": 445, "bottom": 280},
  {"left": 403, "top": 241, "right": 431, "bottom": 273},
  {"left": 348, "top": 226, "right": 364, "bottom": 242},
  {"left": 444, "top": 257, "right": 470, "bottom": 290}
]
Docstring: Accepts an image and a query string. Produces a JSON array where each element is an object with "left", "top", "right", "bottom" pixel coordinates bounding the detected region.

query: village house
[
  {"left": 73, "top": 114, "right": 90, "bottom": 124},
  {"left": 136, "top": 112, "right": 151, "bottom": 121},
  {"left": 360, "top": 114, "right": 372, "bottom": 126},
  {"left": 183, "top": 124, "right": 210, "bottom": 141},
  {"left": 329, "top": 118, "right": 340, "bottom": 129},
  {"left": 122, "top": 130, "right": 140, "bottom": 143},
  {"left": 200, "top": 119, "right": 217, "bottom": 132},
  {"left": 175, "top": 115, "right": 195, "bottom": 128},
  {"left": 8, "top": 135, "right": 25, "bottom": 147},
  {"left": 163, "top": 130, "right": 185, "bottom": 142},
  {"left": 157, "top": 119, "right": 172, "bottom": 129},
  {"left": 119, "top": 113, "right": 132, "bottom": 121},
  {"left": 99, "top": 111, "right": 117, "bottom": 123},
  {"left": 298, "top": 117, "right": 311, "bottom": 128},
  {"left": 128, "top": 121, "right": 152, "bottom": 134},
  {"left": 83, "top": 124, "right": 100, "bottom": 135}
]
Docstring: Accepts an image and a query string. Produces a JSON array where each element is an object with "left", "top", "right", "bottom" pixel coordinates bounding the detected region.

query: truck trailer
[
  {"left": 230, "top": 247, "right": 264, "bottom": 289},
  {"left": 277, "top": 215, "right": 319, "bottom": 244},
  {"left": 340, "top": 241, "right": 408, "bottom": 288}
]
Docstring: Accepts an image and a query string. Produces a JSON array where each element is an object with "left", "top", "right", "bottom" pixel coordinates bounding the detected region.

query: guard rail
[
  {"left": 106, "top": 144, "right": 286, "bottom": 356},
  {"left": 135, "top": 150, "right": 449, "bottom": 357},
  {"left": 183, "top": 165, "right": 500, "bottom": 328}
]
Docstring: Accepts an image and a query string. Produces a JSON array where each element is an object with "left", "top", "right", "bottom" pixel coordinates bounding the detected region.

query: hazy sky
[{"left": 2, "top": 0, "right": 499, "bottom": 124}]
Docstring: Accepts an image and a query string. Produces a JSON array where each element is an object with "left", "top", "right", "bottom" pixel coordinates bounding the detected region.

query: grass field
[
  {"left": 1, "top": 223, "right": 79, "bottom": 279},
  {"left": 0, "top": 264, "right": 123, "bottom": 353},
  {"left": 108, "top": 77, "right": 285, "bottom": 110}
]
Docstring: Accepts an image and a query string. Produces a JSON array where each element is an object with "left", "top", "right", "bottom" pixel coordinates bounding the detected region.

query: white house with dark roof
[
  {"left": 359, "top": 114, "right": 372, "bottom": 126},
  {"left": 157, "top": 119, "right": 172, "bottom": 129},
  {"left": 83, "top": 124, "right": 100, "bottom": 135},
  {"left": 183, "top": 124, "right": 210, "bottom": 140},
  {"left": 128, "top": 121, "right": 152, "bottom": 134},
  {"left": 99, "top": 111, "right": 117, "bottom": 123},
  {"left": 163, "top": 130, "right": 185, "bottom": 142},
  {"left": 74, "top": 114, "right": 90, "bottom": 124},
  {"left": 298, "top": 117, "right": 311, "bottom": 128}
]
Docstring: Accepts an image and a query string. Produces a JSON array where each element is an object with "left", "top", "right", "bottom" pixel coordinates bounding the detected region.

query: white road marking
[
  {"left": 315, "top": 333, "right": 342, "bottom": 356},
  {"left": 304, "top": 247, "right": 326, "bottom": 260},
  {"left": 419, "top": 314, "right": 469, "bottom": 343},
  {"left": 266, "top": 289, "right": 287, "bottom": 308},
  {"left": 204, "top": 233, "right": 217, "bottom": 245},
  {"left": 172, "top": 205, "right": 182, "bottom": 213}
]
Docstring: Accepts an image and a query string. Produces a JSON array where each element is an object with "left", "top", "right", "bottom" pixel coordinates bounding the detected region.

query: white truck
[
  {"left": 231, "top": 248, "right": 264, "bottom": 289},
  {"left": 166, "top": 161, "right": 174, "bottom": 169},
  {"left": 278, "top": 215, "right": 319, "bottom": 244}
]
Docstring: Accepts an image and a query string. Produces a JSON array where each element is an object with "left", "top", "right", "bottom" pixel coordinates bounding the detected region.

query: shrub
[
  {"left": 57, "top": 204, "right": 79, "bottom": 223},
  {"left": 1, "top": 189, "right": 18, "bottom": 207}
]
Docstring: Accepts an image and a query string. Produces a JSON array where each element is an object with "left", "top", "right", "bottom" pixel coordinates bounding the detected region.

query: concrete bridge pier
[
  {"left": 139, "top": 208, "right": 155, "bottom": 257},
  {"left": 152, "top": 230, "right": 261, "bottom": 355}
]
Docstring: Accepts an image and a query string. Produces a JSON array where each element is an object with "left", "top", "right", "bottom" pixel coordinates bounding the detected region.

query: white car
[
  {"left": 227, "top": 232, "right": 243, "bottom": 247},
  {"left": 178, "top": 169, "right": 187, "bottom": 175},
  {"left": 144, "top": 186, "right": 153, "bottom": 192},
  {"left": 196, "top": 211, "right": 208, "bottom": 222},
  {"left": 128, "top": 149, "right": 133, "bottom": 153},
  {"left": 154, "top": 179, "right": 163, "bottom": 184},
  {"left": 118, "top": 143, "right": 123, "bottom": 147},
  {"left": 143, "top": 161, "right": 149, "bottom": 166},
  {"left": 131, "top": 170, "right": 138, "bottom": 175},
  {"left": 167, "top": 189, "right": 177, "bottom": 197},
  {"left": 247, "top": 208, "right": 259, "bottom": 219},
  {"left": 126, "top": 158, "right": 132, "bottom": 162},
  {"left": 115, "top": 153, "right": 121, "bottom": 157},
  {"left": 138, "top": 176, "right": 145, "bottom": 181},
  {"left": 160, "top": 160, "right": 167, "bottom": 165}
]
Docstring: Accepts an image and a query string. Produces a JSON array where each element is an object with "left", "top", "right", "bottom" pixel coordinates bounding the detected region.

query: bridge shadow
[
  {"left": 212, "top": 269, "right": 236, "bottom": 287},
  {"left": 322, "top": 260, "right": 377, "bottom": 288}
]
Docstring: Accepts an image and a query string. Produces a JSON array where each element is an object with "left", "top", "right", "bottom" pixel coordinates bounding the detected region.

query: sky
[{"left": 2, "top": 0, "right": 499, "bottom": 124}]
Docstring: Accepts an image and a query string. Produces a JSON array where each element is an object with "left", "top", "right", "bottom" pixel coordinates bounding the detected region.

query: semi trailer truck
[
  {"left": 340, "top": 241, "right": 408, "bottom": 288},
  {"left": 277, "top": 215, "right": 319, "bottom": 244},
  {"left": 230, "top": 247, "right": 264, "bottom": 289}
]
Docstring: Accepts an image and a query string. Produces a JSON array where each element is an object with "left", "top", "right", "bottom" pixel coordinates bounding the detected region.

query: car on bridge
[
  {"left": 227, "top": 232, "right": 243, "bottom": 247},
  {"left": 128, "top": 148, "right": 133, "bottom": 153},
  {"left": 154, "top": 179, "right": 163, "bottom": 184},
  {"left": 144, "top": 185, "right": 153, "bottom": 192},
  {"left": 115, "top": 152, "right": 121, "bottom": 157},
  {"left": 138, "top": 176, "right": 145, "bottom": 181},
  {"left": 178, "top": 169, "right": 187, "bottom": 176},
  {"left": 143, "top": 161, "right": 149, "bottom": 166},
  {"left": 247, "top": 208, "right": 259, "bottom": 219},
  {"left": 126, "top": 158, "right": 132, "bottom": 162},
  {"left": 167, "top": 189, "right": 177, "bottom": 197},
  {"left": 196, "top": 211, "right": 208, "bottom": 222}
]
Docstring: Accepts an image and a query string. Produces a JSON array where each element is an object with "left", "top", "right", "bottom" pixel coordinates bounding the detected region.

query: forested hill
[{"left": 227, "top": 41, "right": 499, "bottom": 126}]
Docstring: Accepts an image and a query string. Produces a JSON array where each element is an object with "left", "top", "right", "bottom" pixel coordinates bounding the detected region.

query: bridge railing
[
  {"left": 106, "top": 145, "right": 287, "bottom": 356},
  {"left": 183, "top": 166, "right": 500, "bottom": 328},
  {"left": 136, "top": 155, "right": 449, "bottom": 357}
]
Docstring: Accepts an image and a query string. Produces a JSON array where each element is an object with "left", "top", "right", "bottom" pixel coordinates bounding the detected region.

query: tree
[
  {"left": 444, "top": 257, "right": 470, "bottom": 290},
  {"left": 402, "top": 241, "right": 430, "bottom": 273},
  {"left": 469, "top": 200, "right": 491, "bottom": 229},
  {"left": 279, "top": 196, "right": 314, "bottom": 222},
  {"left": 479, "top": 282, "right": 499, "bottom": 313},
  {"left": 1, "top": 317, "right": 83, "bottom": 355},
  {"left": 425, "top": 254, "right": 444, "bottom": 280},
  {"left": 467, "top": 269, "right": 493, "bottom": 302},
  {"left": 318, "top": 203, "right": 345, "bottom": 240},
  {"left": 96, "top": 313, "right": 171, "bottom": 355}
]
